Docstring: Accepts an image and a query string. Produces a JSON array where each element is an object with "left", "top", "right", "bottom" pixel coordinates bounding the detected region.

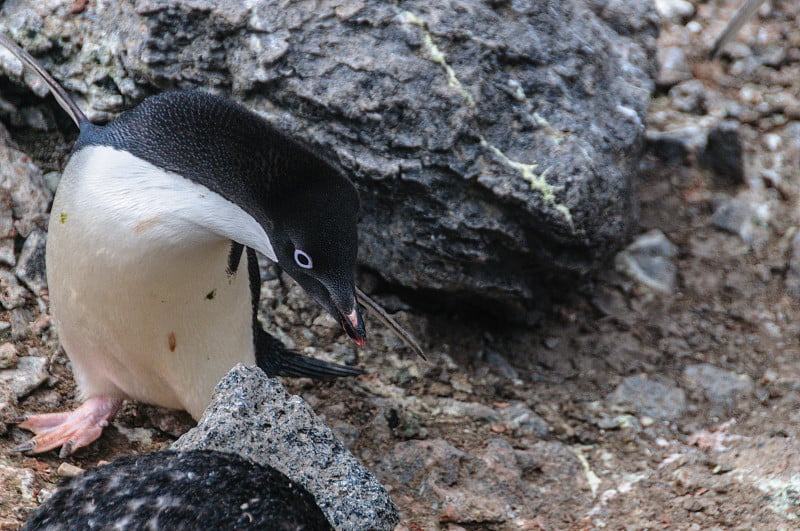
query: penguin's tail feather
[
  {"left": 255, "top": 328, "right": 364, "bottom": 379},
  {"left": 0, "top": 32, "right": 87, "bottom": 128}
]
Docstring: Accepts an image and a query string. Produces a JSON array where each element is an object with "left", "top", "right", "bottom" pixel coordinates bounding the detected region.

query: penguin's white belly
[{"left": 46, "top": 146, "right": 267, "bottom": 419}]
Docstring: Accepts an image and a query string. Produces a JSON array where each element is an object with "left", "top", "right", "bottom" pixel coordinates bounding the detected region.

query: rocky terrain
[{"left": 2, "top": 0, "right": 800, "bottom": 529}]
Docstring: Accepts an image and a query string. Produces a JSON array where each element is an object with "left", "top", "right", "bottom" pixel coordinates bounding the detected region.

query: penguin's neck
[{"left": 57, "top": 145, "right": 277, "bottom": 261}]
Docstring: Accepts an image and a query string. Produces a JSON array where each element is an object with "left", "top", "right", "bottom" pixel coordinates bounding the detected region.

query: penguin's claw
[
  {"left": 14, "top": 396, "right": 123, "bottom": 456},
  {"left": 11, "top": 440, "right": 36, "bottom": 453}
]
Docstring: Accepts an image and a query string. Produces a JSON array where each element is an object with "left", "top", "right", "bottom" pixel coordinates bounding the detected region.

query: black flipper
[
  {"left": 255, "top": 327, "right": 364, "bottom": 378},
  {"left": 246, "top": 247, "right": 364, "bottom": 379}
]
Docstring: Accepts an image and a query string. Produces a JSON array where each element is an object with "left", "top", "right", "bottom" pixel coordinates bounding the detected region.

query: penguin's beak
[
  {"left": 287, "top": 270, "right": 366, "bottom": 346},
  {"left": 339, "top": 305, "right": 366, "bottom": 346}
]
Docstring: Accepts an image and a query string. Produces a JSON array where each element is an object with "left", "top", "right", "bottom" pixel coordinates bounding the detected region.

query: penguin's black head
[
  {"left": 267, "top": 157, "right": 366, "bottom": 346},
  {"left": 87, "top": 90, "right": 367, "bottom": 344}
]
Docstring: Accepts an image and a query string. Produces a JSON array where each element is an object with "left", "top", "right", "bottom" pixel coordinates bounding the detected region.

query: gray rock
[
  {"left": 785, "top": 230, "right": 800, "bottom": 298},
  {"left": 0, "top": 270, "right": 28, "bottom": 310},
  {"left": 498, "top": 402, "right": 550, "bottom": 439},
  {"left": 711, "top": 192, "right": 770, "bottom": 246},
  {"left": 0, "top": 464, "right": 37, "bottom": 504},
  {"left": 657, "top": 46, "right": 692, "bottom": 87},
  {"left": 0, "top": 193, "right": 16, "bottom": 267},
  {"left": 669, "top": 79, "right": 707, "bottom": 114},
  {"left": 615, "top": 229, "right": 679, "bottom": 293},
  {"left": 172, "top": 364, "right": 399, "bottom": 531},
  {"left": 0, "top": 342, "right": 17, "bottom": 369},
  {"left": 15, "top": 230, "right": 47, "bottom": 298},
  {"left": 0, "top": 355, "right": 47, "bottom": 399},
  {"left": 9, "top": 307, "right": 33, "bottom": 341},
  {"left": 654, "top": 0, "right": 695, "bottom": 21},
  {"left": 0, "top": 124, "right": 51, "bottom": 239},
  {"left": 484, "top": 349, "right": 519, "bottom": 380},
  {"left": 683, "top": 364, "right": 753, "bottom": 405},
  {"left": 0, "top": 0, "right": 657, "bottom": 322},
  {"left": 434, "top": 399, "right": 501, "bottom": 423},
  {"left": 607, "top": 374, "right": 687, "bottom": 420}
]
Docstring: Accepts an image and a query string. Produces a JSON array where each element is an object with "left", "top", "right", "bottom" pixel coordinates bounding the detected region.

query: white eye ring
[{"left": 294, "top": 249, "right": 313, "bottom": 269}]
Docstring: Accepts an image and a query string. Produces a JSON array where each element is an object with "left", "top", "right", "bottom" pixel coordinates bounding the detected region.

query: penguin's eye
[{"left": 294, "top": 249, "right": 313, "bottom": 269}]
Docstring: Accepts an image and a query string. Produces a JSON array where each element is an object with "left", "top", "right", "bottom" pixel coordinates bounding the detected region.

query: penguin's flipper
[{"left": 255, "top": 328, "right": 364, "bottom": 379}]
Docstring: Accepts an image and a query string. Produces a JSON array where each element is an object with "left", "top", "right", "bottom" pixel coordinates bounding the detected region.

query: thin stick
[
  {"left": 356, "top": 287, "right": 427, "bottom": 360},
  {"left": 709, "top": 0, "right": 767, "bottom": 59},
  {"left": 0, "top": 32, "right": 87, "bottom": 127}
]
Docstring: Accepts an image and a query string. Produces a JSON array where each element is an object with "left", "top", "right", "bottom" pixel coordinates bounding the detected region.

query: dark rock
[
  {"left": 23, "top": 451, "right": 333, "bottom": 531},
  {"left": 0, "top": 0, "right": 657, "bottom": 322},
  {"left": 15, "top": 230, "right": 47, "bottom": 298},
  {"left": 699, "top": 121, "right": 745, "bottom": 185},
  {"left": 172, "top": 364, "right": 399, "bottom": 531},
  {"left": 645, "top": 125, "right": 709, "bottom": 166},
  {"left": 607, "top": 374, "right": 687, "bottom": 420}
]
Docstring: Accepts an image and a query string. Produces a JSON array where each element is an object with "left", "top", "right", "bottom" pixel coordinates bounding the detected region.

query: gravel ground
[{"left": 2, "top": 1, "right": 800, "bottom": 529}]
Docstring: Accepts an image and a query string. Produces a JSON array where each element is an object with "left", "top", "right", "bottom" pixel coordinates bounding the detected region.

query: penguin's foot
[{"left": 13, "top": 396, "right": 123, "bottom": 457}]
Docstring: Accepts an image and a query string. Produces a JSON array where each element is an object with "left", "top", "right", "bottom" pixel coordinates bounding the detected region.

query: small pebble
[
  {"left": 57, "top": 462, "right": 85, "bottom": 477},
  {"left": 686, "top": 21, "right": 702, "bottom": 33},
  {"left": 0, "top": 342, "right": 18, "bottom": 369},
  {"left": 654, "top": 0, "right": 694, "bottom": 21}
]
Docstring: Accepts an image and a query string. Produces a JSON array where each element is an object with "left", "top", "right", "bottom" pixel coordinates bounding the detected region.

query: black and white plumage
[
  {"left": 23, "top": 450, "right": 333, "bottom": 530},
  {"left": 0, "top": 33, "right": 368, "bottom": 456}
]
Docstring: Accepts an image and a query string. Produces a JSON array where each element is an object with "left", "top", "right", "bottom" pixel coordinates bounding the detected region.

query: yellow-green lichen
[
  {"left": 399, "top": 10, "right": 574, "bottom": 230},
  {"left": 480, "top": 137, "right": 575, "bottom": 229},
  {"left": 572, "top": 445, "right": 601, "bottom": 498},
  {"left": 400, "top": 11, "right": 476, "bottom": 109},
  {"left": 59, "top": 212, "right": 68, "bottom": 224}
]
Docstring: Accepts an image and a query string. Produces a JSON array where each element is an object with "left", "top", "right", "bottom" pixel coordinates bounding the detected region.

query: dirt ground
[{"left": 2, "top": 0, "right": 800, "bottom": 529}]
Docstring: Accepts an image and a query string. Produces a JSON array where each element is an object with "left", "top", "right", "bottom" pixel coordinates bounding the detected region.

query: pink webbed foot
[{"left": 13, "top": 396, "right": 123, "bottom": 458}]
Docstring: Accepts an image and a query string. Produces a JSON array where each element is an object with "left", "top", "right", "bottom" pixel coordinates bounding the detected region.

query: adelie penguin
[{"left": 0, "top": 33, "right": 422, "bottom": 457}]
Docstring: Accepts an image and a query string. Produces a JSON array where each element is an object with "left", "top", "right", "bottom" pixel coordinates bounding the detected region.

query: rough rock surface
[
  {"left": 172, "top": 364, "right": 399, "bottom": 531},
  {"left": 0, "top": 0, "right": 657, "bottom": 321}
]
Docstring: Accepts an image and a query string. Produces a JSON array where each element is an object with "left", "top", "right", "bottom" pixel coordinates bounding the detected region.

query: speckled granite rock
[
  {"left": 172, "top": 364, "right": 399, "bottom": 531},
  {"left": 0, "top": 0, "right": 657, "bottom": 322}
]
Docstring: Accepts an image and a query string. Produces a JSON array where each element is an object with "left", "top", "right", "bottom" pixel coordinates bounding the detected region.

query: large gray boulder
[{"left": 0, "top": 0, "right": 657, "bottom": 320}]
